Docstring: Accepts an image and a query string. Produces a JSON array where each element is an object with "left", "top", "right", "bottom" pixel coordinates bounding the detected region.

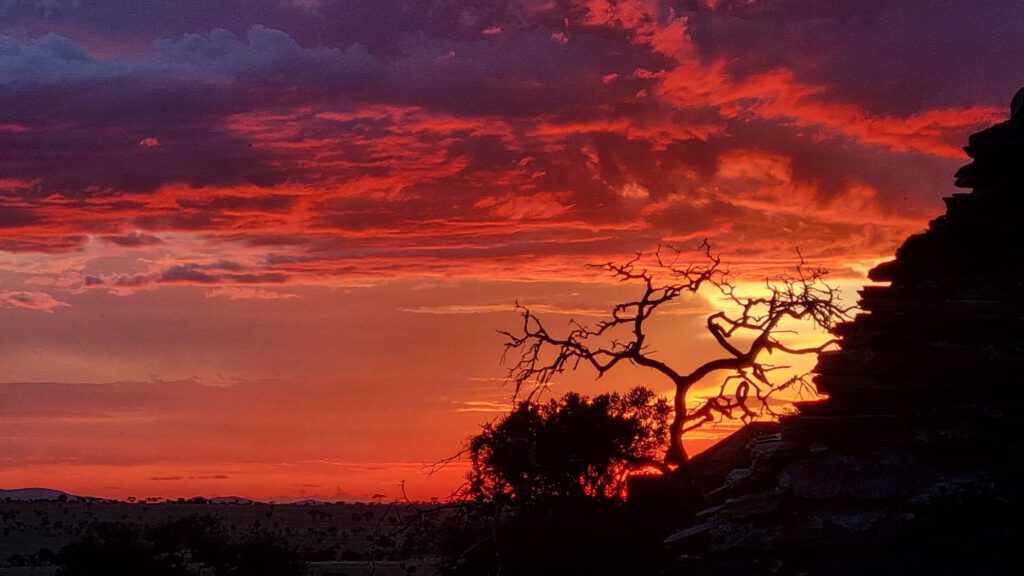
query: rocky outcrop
[{"left": 665, "top": 90, "right": 1024, "bottom": 575}]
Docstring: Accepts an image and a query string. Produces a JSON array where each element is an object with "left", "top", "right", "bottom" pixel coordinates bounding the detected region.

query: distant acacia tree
[
  {"left": 501, "top": 242, "right": 850, "bottom": 469},
  {"left": 467, "top": 387, "right": 670, "bottom": 502}
]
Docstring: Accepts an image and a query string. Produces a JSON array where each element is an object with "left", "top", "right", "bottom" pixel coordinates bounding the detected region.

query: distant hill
[
  {"left": 0, "top": 487, "right": 69, "bottom": 501},
  {"left": 0, "top": 487, "right": 111, "bottom": 502},
  {"left": 208, "top": 496, "right": 256, "bottom": 504},
  {"left": 290, "top": 498, "right": 331, "bottom": 506}
]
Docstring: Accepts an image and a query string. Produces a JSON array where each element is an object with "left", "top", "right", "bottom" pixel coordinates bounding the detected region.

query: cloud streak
[{"left": 0, "top": 290, "right": 69, "bottom": 312}]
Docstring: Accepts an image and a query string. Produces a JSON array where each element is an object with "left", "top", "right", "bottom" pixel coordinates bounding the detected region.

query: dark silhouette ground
[{"left": 0, "top": 499, "right": 436, "bottom": 576}]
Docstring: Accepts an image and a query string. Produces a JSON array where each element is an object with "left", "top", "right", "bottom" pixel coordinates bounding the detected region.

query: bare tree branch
[{"left": 500, "top": 242, "right": 853, "bottom": 468}]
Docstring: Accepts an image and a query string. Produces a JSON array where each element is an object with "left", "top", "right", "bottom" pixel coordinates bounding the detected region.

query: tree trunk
[
  {"left": 667, "top": 381, "right": 690, "bottom": 467},
  {"left": 667, "top": 381, "right": 709, "bottom": 511}
]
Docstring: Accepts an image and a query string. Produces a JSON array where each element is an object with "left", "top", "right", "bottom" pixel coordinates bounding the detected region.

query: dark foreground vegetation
[
  {"left": 0, "top": 489, "right": 672, "bottom": 576},
  {"left": 0, "top": 499, "right": 444, "bottom": 576}
]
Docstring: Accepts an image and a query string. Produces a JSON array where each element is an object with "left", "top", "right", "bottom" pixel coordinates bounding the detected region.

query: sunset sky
[{"left": 1, "top": 0, "right": 1022, "bottom": 502}]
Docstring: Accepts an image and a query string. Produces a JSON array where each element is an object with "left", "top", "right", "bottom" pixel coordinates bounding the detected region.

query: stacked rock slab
[{"left": 665, "top": 91, "right": 1024, "bottom": 575}]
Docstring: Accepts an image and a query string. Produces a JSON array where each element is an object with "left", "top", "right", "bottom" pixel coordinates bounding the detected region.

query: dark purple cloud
[
  {"left": 0, "top": 205, "right": 40, "bottom": 227},
  {"left": 682, "top": 0, "right": 1024, "bottom": 114}
]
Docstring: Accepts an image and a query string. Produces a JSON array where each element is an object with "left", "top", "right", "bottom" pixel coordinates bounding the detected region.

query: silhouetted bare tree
[{"left": 501, "top": 242, "right": 851, "bottom": 470}]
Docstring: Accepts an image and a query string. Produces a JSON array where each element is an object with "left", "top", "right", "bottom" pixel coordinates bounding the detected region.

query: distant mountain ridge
[
  {"left": 0, "top": 487, "right": 71, "bottom": 501},
  {"left": 0, "top": 488, "right": 348, "bottom": 505},
  {"left": 290, "top": 498, "right": 331, "bottom": 506},
  {"left": 207, "top": 496, "right": 256, "bottom": 504}
]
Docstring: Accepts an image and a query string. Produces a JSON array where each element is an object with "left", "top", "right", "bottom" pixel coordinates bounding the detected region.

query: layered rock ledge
[{"left": 666, "top": 89, "right": 1024, "bottom": 575}]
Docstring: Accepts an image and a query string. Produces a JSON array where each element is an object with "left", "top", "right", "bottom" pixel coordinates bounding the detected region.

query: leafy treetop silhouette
[
  {"left": 466, "top": 387, "right": 670, "bottom": 503},
  {"left": 500, "top": 242, "right": 851, "bottom": 469}
]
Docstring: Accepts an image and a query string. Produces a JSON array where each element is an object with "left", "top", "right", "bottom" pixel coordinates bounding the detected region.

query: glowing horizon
[{"left": 1, "top": 0, "right": 1020, "bottom": 502}]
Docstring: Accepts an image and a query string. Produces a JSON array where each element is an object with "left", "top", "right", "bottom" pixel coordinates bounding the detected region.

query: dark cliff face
[
  {"left": 823, "top": 89, "right": 1024, "bottom": 414},
  {"left": 870, "top": 87, "right": 1024, "bottom": 289},
  {"left": 665, "top": 90, "right": 1024, "bottom": 576}
]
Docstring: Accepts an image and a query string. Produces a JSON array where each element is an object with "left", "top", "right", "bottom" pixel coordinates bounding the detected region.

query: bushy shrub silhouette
[
  {"left": 224, "top": 532, "right": 309, "bottom": 576},
  {"left": 438, "top": 387, "right": 671, "bottom": 575},
  {"left": 149, "top": 514, "right": 231, "bottom": 568},
  {"left": 467, "top": 386, "right": 670, "bottom": 503},
  {"left": 55, "top": 522, "right": 192, "bottom": 576}
]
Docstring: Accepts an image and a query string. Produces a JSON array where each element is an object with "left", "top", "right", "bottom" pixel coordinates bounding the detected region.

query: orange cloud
[{"left": 571, "top": 2, "right": 1000, "bottom": 157}]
